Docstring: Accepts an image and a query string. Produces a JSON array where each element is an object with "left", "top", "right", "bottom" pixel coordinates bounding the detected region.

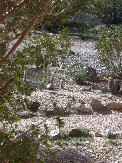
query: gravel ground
[
  {"left": 14, "top": 80, "right": 122, "bottom": 163},
  {"left": 69, "top": 38, "right": 107, "bottom": 74},
  {"left": 5, "top": 38, "right": 122, "bottom": 162}
]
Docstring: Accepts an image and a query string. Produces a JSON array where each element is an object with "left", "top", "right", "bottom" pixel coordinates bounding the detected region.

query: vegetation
[
  {"left": 0, "top": 0, "right": 122, "bottom": 162},
  {"left": 96, "top": 25, "right": 122, "bottom": 78},
  {"left": 0, "top": 0, "right": 75, "bottom": 161},
  {"left": 91, "top": 0, "right": 122, "bottom": 25},
  {"left": 105, "top": 139, "right": 121, "bottom": 146}
]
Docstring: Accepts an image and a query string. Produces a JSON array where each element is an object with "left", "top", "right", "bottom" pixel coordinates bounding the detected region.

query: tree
[
  {"left": 0, "top": 0, "right": 91, "bottom": 161},
  {"left": 96, "top": 25, "right": 122, "bottom": 78},
  {"left": 90, "top": 0, "right": 122, "bottom": 25}
]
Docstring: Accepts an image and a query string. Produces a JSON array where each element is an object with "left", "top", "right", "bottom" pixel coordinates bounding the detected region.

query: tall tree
[{"left": 0, "top": 1, "right": 91, "bottom": 161}]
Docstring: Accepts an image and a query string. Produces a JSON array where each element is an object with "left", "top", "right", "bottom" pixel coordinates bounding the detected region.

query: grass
[
  {"left": 53, "top": 136, "right": 94, "bottom": 147},
  {"left": 105, "top": 139, "right": 121, "bottom": 146}
]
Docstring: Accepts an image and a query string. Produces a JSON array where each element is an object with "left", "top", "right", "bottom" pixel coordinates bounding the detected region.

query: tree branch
[
  {"left": 46, "top": 8, "right": 67, "bottom": 17},
  {"left": 0, "top": 0, "right": 51, "bottom": 66},
  {"left": 0, "top": 79, "right": 13, "bottom": 94},
  {"left": 0, "top": 0, "right": 29, "bottom": 23}
]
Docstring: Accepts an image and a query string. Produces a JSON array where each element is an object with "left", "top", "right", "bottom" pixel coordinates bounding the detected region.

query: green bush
[
  {"left": 92, "top": 0, "right": 122, "bottom": 25},
  {"left": 64, "top": 62, "right": 87, "bottom": 84},
  {"left": 96, "top": 25, "right": 122, "bottom": 78}
]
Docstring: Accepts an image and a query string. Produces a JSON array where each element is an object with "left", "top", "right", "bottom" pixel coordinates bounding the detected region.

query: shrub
[
  {"left": 92, "top": 0, "right": 122, "bottom": 25},
  {"left": 96, "top": 25, "right": 122, "bottom": 78},
  {"left": 64, "top": 56, "right": 87, "bottom": 84}
]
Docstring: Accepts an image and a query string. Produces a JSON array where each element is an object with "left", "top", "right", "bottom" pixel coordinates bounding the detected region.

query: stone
[
  {"left": 68, "top": 129, "right": 92, "bottom": 138},
  {"left": 106, "top": 102, "right": 122, "bottom": 110},
  {"left": 85, "top": 66, "right": 99, "bottom": 82},
  {"left": 28, "top": 101, "right": 40, "bottom": 112},
  {"left": 38, "top": 147, "right": 94, "bottom": 163},
  {"left": 107, "top": 132, "right": 119, "bottom": 139},
  {"left": 78, "top": 103, "right": 93, "bottom": 114},
  {"left": 90, "top": 99, "right": 105, "bottom": 112},
  {"left": 94, "top": 131, "right": 102, "bottom": 137},
  {"left": 108, "top": 77, "right": 120, "bottom": 95},
  {"left": 119, "top": 85, "right": 122, "bottom": 94},
  {"left": 74, "top": 74, "right": 86, "bottom": 85},
  {"left": 114, "top": 79, "right": 121, "bottom": 92},
  {"left": 49, "top": 129, "right": 65, "bottom": 138},
  {"left": 17, "top": 111, "right": 37, "bottom": 119}
]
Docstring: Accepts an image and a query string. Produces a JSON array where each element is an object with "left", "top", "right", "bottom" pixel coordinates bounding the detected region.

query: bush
[
  {"left": 92, "top": 0, "right": 122, "bottom": 25},
  {"left": 96, "top": 25, "right": 122, "bottom": 78},
  {"left": 64, "top": 59, "right": 87, "bottom": 84}
]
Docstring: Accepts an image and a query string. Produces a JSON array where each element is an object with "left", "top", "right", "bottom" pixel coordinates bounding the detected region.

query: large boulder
[
  {"left": 106, "top": 102, "right": 122, "bottom": 111},
  {"left": 68, "top": 128, "right": 92, "bottom": 138},
  {"left": 90, "top": 99, "right": 105, "bottom": 112},
  {"left": 38, "top": 147, "right": 94, "bottom": 163},
  {"left": 77, "top": 103, "right": 93, "bottom": 114}
]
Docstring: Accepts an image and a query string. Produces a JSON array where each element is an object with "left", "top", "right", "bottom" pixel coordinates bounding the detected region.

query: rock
[
  {"left": 49, "top": 129, "right": 65, "bottom": 138},
  {"left": 114, "top": 79, "right": 121, "bottom": 92},
  {"left": 74, "top": 74, "right": 86, "bottom": 85},
  {"left": 28, "top": 101, "right": 40, "bottom": 112},
  {"left": 119, "top": 85, "right": 122, "bottom": 94},
  {"left": 38, "top": 147, "right": 94, "bottom": 163},
  {"left": 46, "top": 83, "right": 54, "bottom": 90},
  {"left": 94, "top": 131, "right": 103, "bottom": 137},
  {"left": 46, "top": 102, "right": 70, "bottom": 116},
  {"left": 108, "top": 132, "right": 119, "bottom": 139},
  {"left": 85, "top": 66, "right": 99, "bottom": 82},
  {"left": 90, "top": 99, "right": 105, "bottom": 112},
  {"left": 68, "top": 129, "right": 92, "bottom": 138},
  {"left": 106, "top": 102, "right": 122, "bottom": 111},
  {"left": 78, "top": 103, "right": 93, "bottom": 114},
  {"left": 17, "top": 111, "right": 37, "bottom": 119},
  {"left": 108, "top": 77, "right": 120, "bottom": 95}
]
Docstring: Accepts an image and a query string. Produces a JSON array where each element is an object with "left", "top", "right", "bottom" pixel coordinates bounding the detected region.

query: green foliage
[
  {"left": 91, "top": 0, "right": 122, "bottom": 25},
  {"left": 23, "top": 29, "right": 72, "bottom": 69},
  {"left": 65, "top": 60, "right": 87, "bottom": 84},
  {"left": 54, "top": 136, "right": 93, "bottom": 147},
  {"left": 0, "top": 132, "right": 37, "bottom": 162},
  {"left": 96, "top": 25, "right": 122, "bottom": 77},
  {"left": 0, "top": 1, "right": 73, "bottom": 161},
  {"left": 55, "top": 139, "right": 70, "bottom": 147},
  {"left": 85, "top": 25, "right": 106, "bottom": 38},
  {"left": 0, "top": 0, "right": 96, "bottom": 162},
  {"left": 105, "top": 139, "right": 121, "bottom": 146}
]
